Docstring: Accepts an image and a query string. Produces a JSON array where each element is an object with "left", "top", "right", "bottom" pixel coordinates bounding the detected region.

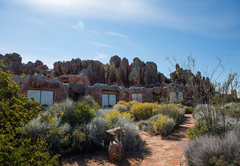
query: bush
[
  {"left": 62, "top": 102, "right": 96, "bottom": 127},
  {"left": 87, "top": 109, "right": 145, "bottom": 152},
  {"left": 183, "top": 131, "right": 240, "bottom": 166},
  {"left": 114, "top": 117, "right": 145, "bottom": 152},
  {"left": 0, "top": 60, "right": 59, "bottom": 165},
  {"left": 79, "top": 95, "right": 101, "bottom": 110},
  {"left": 186, "top": 121, "right": 208, "bottom": 139},
  {"left": 137, "top": 119, "right": 153, "bottom": 133},
  {"left": 130, "top": 102, "right": 159, "bottom": 120},
  {"left": 113, "top": 103, "right": 128, "bottom": 113},
  {"left": 114, "top": 101, "right": 138, "bottom": 113},
  {"left": 185, "top": 106, "right": 195, "bottom": 114},
  {"left": 105, "top": 110, "right": 132, "bottom": 129},
  {"left": 151, "top": 114, "right": 175, "bottom": 136},
  {"left": 155, "top": 103, "right": 185, "bottom": 125},
  {"left": 86, "top": 116, "right": 109, "bottom": 147},
  {"left": 72, "top": 129, "right": 92, "bottom": 153},
  {"left": 193, "top": 104, "right": 219, "bottom": 122}
]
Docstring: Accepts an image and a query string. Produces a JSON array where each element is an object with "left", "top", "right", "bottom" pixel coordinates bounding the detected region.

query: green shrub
[
  {"left": 62, "top": 102, "right": 96, "bottom": 127},
  {"left": 114, "top": 117, "right": 145, "bottom": 152},
  {"left": 87, "top": 109, "right": 145, "bottom": 152},
  {"left": 105, "top": 109, "right": 132, "bottom": 129},
  {"left": 114, "top": 101, "right": 138, "bottom": 113},
  {"left": 80, "top": 95, "right": 101, "bottom": 110},
  {"left": 155, "top": 103, "right": 185, "bottom": 125},
  {"left": 193, "top": 104, "right": 219, "bottom": 122},
  {"left": 113, "top": 103, "right": 128, "bottom": 113},
  {"left": 72, "top": 129, "right": 92, "bottom": 153},
  {"left": 209, "top": 153, "right": 240, "bottom": 166},
  {"left": 130, "top": 102, "right": 159, "bottom": 120},
  {"left": 0, "top": 60, "right": 59, "bottom": 165},
  {"left": 86, "top": 116, "right": 109, "bottom": 147},
  {"left": 137, "top": 119, "right": 153, "bottom": 132},
  {"left": 183, "top": 131, "right": 240, "bottom": 166},
  {"left": 151, "top": 114, "right": 175, "bottom": 136},
  {"left": 185, "top": 106, "right": 195, "bottom": 114},
  {"left": 187, "top": 121, "right": 208, "bottom": 139}
]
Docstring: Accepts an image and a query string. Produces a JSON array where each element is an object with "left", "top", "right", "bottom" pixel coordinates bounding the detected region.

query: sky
[{"left": 0, "top": 0, "right": 240, "bottom": 91}]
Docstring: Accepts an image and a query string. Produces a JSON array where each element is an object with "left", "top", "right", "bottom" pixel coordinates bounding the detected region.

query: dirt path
[{"left": 139, "top": 114, "right": 194, "bottom": 166}]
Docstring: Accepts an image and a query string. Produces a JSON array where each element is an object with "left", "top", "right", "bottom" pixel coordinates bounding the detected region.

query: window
[
  {"left": 27, "top": 90, "right": 54, "bottom": 105},
  {"left": 131, "top": 93, "right": 142, "bottom": 103},
  {"left": 169, "top": 91, "right": 183, "bottom": 103},
  {"left": 102, "top": 94, "right": 116, "bottom": 108}
]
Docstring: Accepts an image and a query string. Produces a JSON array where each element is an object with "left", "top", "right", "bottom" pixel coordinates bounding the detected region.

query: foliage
[
  {"left": 130, "top": 102, "right": 159, "bottom": 120},
  {"left": 0, "top": 59, "right": 59, "bottom": 165},
  {"left": 87, "top": 109, "right": 145, "bottom": 152},
  {"left": 113, "top": 103, "right": 128, "bottom": 113},
  {"left": 183, "top": 131, "right": 240, "bottom": 166},
  {"left": 105, "top": 110, "right": 132, "bottom": 129},
  {"left": 79, "top": 95, "right": 101, "bottom": 110},
  {"left": 209, "top": 153, "right": 240, "bottom": 166},
  {"left": 151, "top": 114, "right": 175, "bottom": 136},
  {"left": 187, "top": 121, "right": 208, "bottom": 139},
  {"left": 114, "top": 100, "right": 138, "bottom": 113},
  {"left": 154, "top": 103, "right": 185, "bottom": 125},
  {"left": 72, "top": 129, "right": 92, "bottom": 153},
  {"left": 137, "top": 119, "right": 153, "bottom": 133},
  {"left": 62, "top": 102, "right": 96, "bottom": 127},
  {"left": 114, "top": 116, "right": 145, "bottom": 151},
  {"left": 86, "top": 116, "right": 109, "bottom": 147},
  {"left": 185, "top": 106, "right": 195, "bottom": 114}
]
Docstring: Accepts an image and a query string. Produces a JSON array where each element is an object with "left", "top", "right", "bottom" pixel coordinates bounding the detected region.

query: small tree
[{"left": 0, "top": 60, "right": 59, "bottom": 166}]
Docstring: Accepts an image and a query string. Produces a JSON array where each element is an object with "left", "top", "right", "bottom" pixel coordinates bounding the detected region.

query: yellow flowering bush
[
  {"left": 151, "top": 115, "right": 175, "bottom": 136},
  {"left": 113, "top": 103, "right": 128, "bottom": 113},
  {"left": 130, "top": 102, "right": 159, "bottom": 120},
  {"left": 105, "top": 110, "right": 132, "bottom": 129},
  {"left": 114, "top": 100, "right": 139, "bottom": 113},
  {"left": 154, "top": 103, "right": 184, "bottom": 125}
]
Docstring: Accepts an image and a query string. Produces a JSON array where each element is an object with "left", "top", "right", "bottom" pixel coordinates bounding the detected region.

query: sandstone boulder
[
  {"left": 68, "top": 73, "right": 90, "bottom": 86},
  {"left": 110, "top": 55, "right": 121, "bottom": 68},
  {"left": 129, "top": 58, "right": 143, "bottom": 87}
]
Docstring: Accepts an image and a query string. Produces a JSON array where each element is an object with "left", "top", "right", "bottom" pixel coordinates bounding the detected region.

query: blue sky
[{"left": 0, "top": 0, "right": 240, "bottom": 88}]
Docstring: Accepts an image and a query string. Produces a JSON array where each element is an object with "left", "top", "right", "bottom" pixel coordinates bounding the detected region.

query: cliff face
[
  {"left": 0, "top": 53, "right": 49, "bottom": 76},
  {"left": 0, "top": 53, "right": 213, "bottom": 92},
  {"left": 0, "top": 53, "right": 164, "bottom": 87}
]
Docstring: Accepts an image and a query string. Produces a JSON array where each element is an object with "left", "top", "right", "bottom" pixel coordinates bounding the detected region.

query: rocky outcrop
[
  {"left": 0, "top": 53, "right": 48, "bottom": 75},
  {"left": 129, "top": 57, "right": 144, "bottom": 87},
  {"left": 1, "top": 53, "right": 171, "bottom": 87},
  {"left": 16, "top": 74, "right": 69, "bottom": 103}
]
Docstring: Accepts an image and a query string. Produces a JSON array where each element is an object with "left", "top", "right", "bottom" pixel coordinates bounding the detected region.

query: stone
[
  {"left": 107, "top": 141, "right": 124, "bottom": 161},
  {"left": 31, "top": 74, "right": 48, "bottom": 88},
  {"left": 110, "top": 55, "right": 121, "bottom": 69},
  {"left": 68, "top": 73, "right": 90, "bottom": 86},
  {"left": 61, "top": 61, "right": 72, "bottom": 75},
  {"left": 120, "top": 58, "right": 130, "bottom": 86},
  {"left": 129, "top": 57, "right": 144, "bottom": 87},
  {"left": 71, "top": 58, "right": 82, "bottom": 74},
  {"left": 142, "top": 62, "right": 158, "bottom": 85}
]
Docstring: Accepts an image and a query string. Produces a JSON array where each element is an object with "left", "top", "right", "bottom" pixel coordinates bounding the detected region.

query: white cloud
[
  {"left": 106, "top": 31, "right": 127, "bottom": 37},
  {"left": 70, "top": 25, "right": 79, "bottom": 30},
  {"left": 90, "top": 30, "right": 101, "bottom": 36},
  {"left": 11, "top": 0, "right": 240, "bottom": 34},
  {"left": 87, "top": 41, "right": 115, "bottom": 48},
  {"left": 94, "top": 52, "right": 108, "bottom": 60}
]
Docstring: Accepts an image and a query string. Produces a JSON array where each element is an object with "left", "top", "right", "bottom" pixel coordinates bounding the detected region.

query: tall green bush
[{"left": 0, "top": 60, "right": 59, "bottom": 165}]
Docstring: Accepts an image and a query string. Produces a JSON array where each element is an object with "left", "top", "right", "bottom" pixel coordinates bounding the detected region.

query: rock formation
[
  {"left": 0, "top": 53, "right": 48, "bottom": 76},
  {"left": 2, "top": 53, "right": 214, "bottom": 93}
]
